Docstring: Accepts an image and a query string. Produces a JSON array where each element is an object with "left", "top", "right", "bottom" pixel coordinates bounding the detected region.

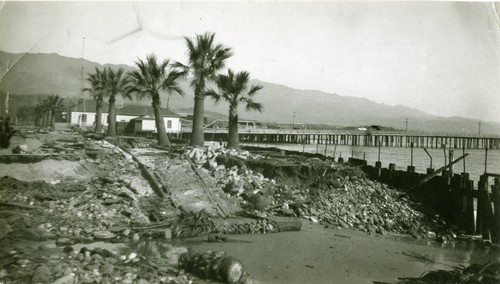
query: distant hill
[
  {"left": 1, "top": 50, "right": 499, "bottom": 135},
  {"left": 0, "top": 51, "right": 134, "bottom": 96}
]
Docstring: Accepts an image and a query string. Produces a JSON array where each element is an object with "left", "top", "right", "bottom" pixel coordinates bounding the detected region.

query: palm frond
[
  {"left": 245, "top": 100, "right": 263, "bottom": 112},
  {"left": 248, "top": 84, "right": 263, "bottom": 97},
  {"left": 205, "top": 88, "right": 221, "bottom": 104}
]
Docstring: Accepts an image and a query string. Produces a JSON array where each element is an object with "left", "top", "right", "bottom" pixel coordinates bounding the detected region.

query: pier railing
[{"left": 177, "top": 129, "right": 500, "bottom": 149}]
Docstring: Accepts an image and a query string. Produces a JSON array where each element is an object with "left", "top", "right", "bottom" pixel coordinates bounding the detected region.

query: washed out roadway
[{"left": 186, "top": 221, "right": 499, "bottom": 284}]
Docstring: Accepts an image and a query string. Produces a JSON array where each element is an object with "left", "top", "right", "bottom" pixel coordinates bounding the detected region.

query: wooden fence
[{"left": 354, "top": 158, "right": 500, "bottom": 244}]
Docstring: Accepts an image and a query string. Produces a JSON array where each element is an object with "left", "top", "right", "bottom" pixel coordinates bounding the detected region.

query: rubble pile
[
  {"left": 214, "top": 165, "right": 276, "bottom": 198},
  {"left": 302, "top": 174, "right": 434, "bottom": 237},
  {"left": 187, "top": 147, "right": 447, "bottom": 238},
  {"left": 186, "top": 147, "right": 277, "bottom": 202},
  {"left": 215, "top": 218, "right": 279, "bottom": 235},
  {"left": 3, "top": 240, "right": 195, "bottom": 284},
  {"left": 0, "top": 138, "right": 190, "bottom": 283},
  {"left": 0, "top": 176, "right": 156, "bottom": 243},
  {"left": 185, "top": 146, "right": 260, "bottom": 170},
  {"left": 0, "top": 175, "right": 187, "bottom": 283}
]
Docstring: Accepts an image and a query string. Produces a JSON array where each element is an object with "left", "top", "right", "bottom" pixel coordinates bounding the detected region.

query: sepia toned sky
[{"left": 0, "top": 1, "right": 499, "bottom": 122}]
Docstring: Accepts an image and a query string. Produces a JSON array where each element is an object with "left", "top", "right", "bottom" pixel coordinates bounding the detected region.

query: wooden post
[
  {"left": 476, "top": 177, "right": 484, "bottom": 235},
  {"left": 462, "top": 146, "right": 466, "bottom": 173},
  {"left": 477, "top": 175, "right": 492, "bottom": 241},
  {"left": 492, "top": 178, "right": 500, "bottom": 244},
  {"left": 449, "top": 150, "right": 454, "bottom": 176},
  {"left": 464, "top": 179, "right": 475, "bottom": 234},
  {"left": 484, "top": 147, "right": 488, "bottom": 173},
  {"left": 378, "top": 141, "right": 381, "bottom": 162},
  {"left": 450, "top": 174, "right": 461, "bottom": 223}
]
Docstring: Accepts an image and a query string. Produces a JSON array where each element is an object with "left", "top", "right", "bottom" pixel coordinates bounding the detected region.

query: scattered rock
[
  {"left": 130, "top": 211, "right": 150, "bottom": 226},
  {"left": 165, "top": 247, "right": 189, "bottom": 266},
  {"left": 56, "top": 238, "right": 74, "bottom": 246},
  {"left": 12, "top": 144, "right": 28, "bottom": 154},
  {"left": 0, "top": 219, "right": 12, "bottom": 239},
  {"left": 32, "top": 264, "right": 51, "bottom": 283},
  {"left": 164, "top": 228, "right": 172, "bottom": 240},
  {"left": 92, "top": 231, "right": 116, "bottom": 240},
  {"left": 51, "top": 273, "right": 75, "bottom": 284}
]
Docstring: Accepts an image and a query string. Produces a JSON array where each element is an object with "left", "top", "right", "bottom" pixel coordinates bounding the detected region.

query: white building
[
  {"left": 69, "top": 100, "right": 109, "bottom": 127},
  {"left": 70, "top": 102, "right": 182, "bottom": 133},
  {"left": 117, "top": 105, "right": 182, "bottom": 133}
]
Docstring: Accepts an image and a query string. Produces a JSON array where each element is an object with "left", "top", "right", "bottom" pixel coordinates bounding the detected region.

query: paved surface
[{"left": 130, "top": 148, "right": 241, "bottom": 217}]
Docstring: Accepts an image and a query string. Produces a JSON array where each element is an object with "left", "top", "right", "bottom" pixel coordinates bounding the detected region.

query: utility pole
[
  {"left": 292, "top": 112, "right": 296, "bottom": 130},
  {"left": 405, "top": 118, "right": 409, "bottom": 132},
  {"left": 81, "top": 37, "right": 86, "bottom": 113},
  {"left": 478, "top": 121, "right": 481, "bottom": 136}
]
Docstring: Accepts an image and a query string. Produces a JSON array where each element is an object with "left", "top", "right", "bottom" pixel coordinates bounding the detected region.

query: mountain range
[{"left": 1, "top": 50, "right": 499, "bottom": 135}]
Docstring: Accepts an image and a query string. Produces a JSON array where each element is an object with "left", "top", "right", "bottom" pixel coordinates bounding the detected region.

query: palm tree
[
  {"left": 45, "top": 95, "right": 65, "bottom": 129},
  {"left": 83, "top": 68, "right": 105, "bottom": 133},
  {"left": 34, "top": 101, "right": 45, "bottom": 127},
  {"left": 40, "top": 100, "right": 50, "bottom": 128},
  {"left": 206, "top": 69, "right": 263, "bottom": 149},
  {"left": 102, "top": 67, "right": 129, "bottom": 136},
  {"left": 126, "top": 54, "right": 184, "bottom": 146},
  {"left": 175, "top": 32, "right": 233, "bottom": 146}
]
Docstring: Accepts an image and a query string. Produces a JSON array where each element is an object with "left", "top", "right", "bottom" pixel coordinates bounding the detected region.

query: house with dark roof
[{"left": 116, "top": 105, "right": 182, "bottom": 133}]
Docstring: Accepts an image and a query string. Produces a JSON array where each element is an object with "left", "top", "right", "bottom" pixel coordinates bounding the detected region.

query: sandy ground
[
  {"left": 186, "top": 222, "right": 500, "bottom": 284},
  {"left": 0, "top": 159, "right": 93, "bottom": 183}
]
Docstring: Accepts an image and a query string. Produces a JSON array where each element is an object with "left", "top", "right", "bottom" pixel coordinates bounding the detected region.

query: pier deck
[{"left": 179, "top": 129, "right": 500, "bottom": 150}]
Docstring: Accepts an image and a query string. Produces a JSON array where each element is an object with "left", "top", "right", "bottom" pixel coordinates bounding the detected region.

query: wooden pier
[{"left": 179, "top": 129, "right": 500, "bottom": 150}]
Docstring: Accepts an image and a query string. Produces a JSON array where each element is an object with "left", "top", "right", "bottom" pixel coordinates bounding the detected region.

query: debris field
[{"left": 0, "top": 130, "right": 497, "bottom": 284}]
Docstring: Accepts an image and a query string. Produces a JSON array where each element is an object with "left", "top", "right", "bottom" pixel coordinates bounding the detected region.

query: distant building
[
  {"left": 69, "top": 100, "right": 109, "bottom": 127},
  {"left": 69, "top": 102, "right": 182, "bottom": 133},
  {"left": 117, "top": 105, "right": 182, "bottom": 133}
]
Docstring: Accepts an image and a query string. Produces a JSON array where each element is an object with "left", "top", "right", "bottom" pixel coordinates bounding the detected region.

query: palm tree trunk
[
  {"left": 190, "top": 94, "right": 205, "bottom": 146},
  {"left": 95, "top": 100, "right": 102, "bottom": 133},
  {"left": 107, "top": 96, "right": 116, "bottom": 136},
  {"left": 43, "top": 111, "right": 49, "bottom": 128},
  {"left": 152, "top": 95, "right": 170, "bottom": 146},
  {"left": 50, "top": 108, "right": 56, "bottom": 130},
  {"left": 227, "top": 104, "right": 239, "bottom": 149}
]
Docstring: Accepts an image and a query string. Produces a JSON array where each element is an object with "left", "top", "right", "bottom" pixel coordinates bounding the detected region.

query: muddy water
[{"left": 185, "top": 221, "right": 499, "bottom": 284}]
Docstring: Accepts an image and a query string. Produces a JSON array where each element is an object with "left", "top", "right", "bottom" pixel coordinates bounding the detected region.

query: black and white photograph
[{"left": 0, "top": 1, "right": 499, "bottom": 283}]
